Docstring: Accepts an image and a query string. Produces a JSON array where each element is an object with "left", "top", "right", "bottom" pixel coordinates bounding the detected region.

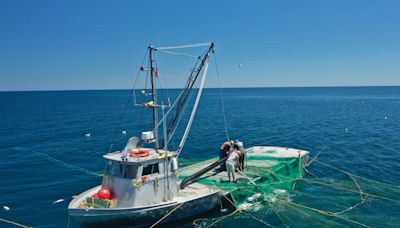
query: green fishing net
[{"left": 181, "top": 155, "right": 400, "bottom": 227}]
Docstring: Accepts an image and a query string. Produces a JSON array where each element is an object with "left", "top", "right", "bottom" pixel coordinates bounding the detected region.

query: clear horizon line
[{"left": 0, "top": 85, "right": 399, "bottom": 93}]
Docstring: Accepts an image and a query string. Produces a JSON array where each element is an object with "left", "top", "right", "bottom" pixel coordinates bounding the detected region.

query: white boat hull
[{"left": 68, "top": 189, "right": 223, "bottom": 227}]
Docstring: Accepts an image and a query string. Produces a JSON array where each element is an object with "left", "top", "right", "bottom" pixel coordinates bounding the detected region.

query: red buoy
[{"left": 97, "top": 187, "right": 111, "bottom": 200}]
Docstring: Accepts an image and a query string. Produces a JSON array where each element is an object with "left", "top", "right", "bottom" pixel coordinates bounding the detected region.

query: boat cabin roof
[{"left": 103, "top": 148, "right": 176, "bottom": 164}]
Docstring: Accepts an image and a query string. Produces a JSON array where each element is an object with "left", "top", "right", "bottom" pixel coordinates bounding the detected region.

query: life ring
[{"left": 129, "top": 150, "right": 150, "bottom": 158}]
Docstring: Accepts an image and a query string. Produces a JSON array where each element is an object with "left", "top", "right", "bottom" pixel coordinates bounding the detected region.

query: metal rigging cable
[
  {"left": 157, "top": 49, "right": 198, "bottom": 58},
  {"left": 154, "top": 42, "right": 212, "bottom": 50},
  {"left": 213, "top": 54, "right": 230, "bottom": 141}
]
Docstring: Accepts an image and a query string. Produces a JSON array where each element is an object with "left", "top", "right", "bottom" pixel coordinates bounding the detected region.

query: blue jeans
[{"left": 219, "top": 150, "right": 227, "bottom": 171}]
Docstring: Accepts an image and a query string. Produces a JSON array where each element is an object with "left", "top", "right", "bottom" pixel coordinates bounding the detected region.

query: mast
[
  {"left": 143, "top": 42, "right": 214, "bottom": 152},
  {"left": 149, "top": 45, "right": 159, "bottom": 149}
]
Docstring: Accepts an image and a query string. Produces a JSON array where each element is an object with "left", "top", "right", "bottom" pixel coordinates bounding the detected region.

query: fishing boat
[{"left": 68, "top": 42, "right": 310, "bottom": 227}]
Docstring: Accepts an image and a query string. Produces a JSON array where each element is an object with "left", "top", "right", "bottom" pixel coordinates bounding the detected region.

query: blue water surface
[{"left": 0, "top": 87, "right": 399, "bottom": 227}]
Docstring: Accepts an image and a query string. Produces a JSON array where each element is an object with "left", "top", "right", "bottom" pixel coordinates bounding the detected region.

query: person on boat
[
  {"left": 233, "top": 140, "right": 245, "bottom": 171},
  {"left": 226, "top": 149, "right": 240, "bottom": 182},
  {"left": 219, "top": 141, "right": 233, "bottom": 171}
]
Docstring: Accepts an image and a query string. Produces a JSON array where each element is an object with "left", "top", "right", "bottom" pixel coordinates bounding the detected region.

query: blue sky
[{"left": 0, "top": 0, "right": 399, "bottom": 91}]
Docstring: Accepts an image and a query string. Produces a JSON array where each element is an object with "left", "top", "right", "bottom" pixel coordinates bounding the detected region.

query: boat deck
[
  {"left": 178, "top": 146, "right": 309, "bottom": 193},
  {"left": 175, "top": 182, "right": 218, "bottom": 202}
]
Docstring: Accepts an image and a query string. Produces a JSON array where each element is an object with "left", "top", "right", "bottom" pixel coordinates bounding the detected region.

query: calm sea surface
[{"left": 0, "top": 87, "right": 399, "bottom": 227}]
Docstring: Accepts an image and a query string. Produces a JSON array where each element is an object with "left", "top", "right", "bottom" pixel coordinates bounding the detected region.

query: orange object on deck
[
  {"left": 98, "top": 187, "right": 111, "bottom": 200},
  {"left": 129, "top": 150, "right": 150, "bottom": 158}
]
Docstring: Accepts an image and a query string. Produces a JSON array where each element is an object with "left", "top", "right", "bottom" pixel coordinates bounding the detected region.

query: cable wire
[{"left": 213, "top": 54, "right": 230, "bottom": 141}]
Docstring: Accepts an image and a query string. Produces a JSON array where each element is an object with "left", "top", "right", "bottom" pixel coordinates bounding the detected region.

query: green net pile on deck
[{"left": 179, "top": 150, "right": 400, "bottom": 227}]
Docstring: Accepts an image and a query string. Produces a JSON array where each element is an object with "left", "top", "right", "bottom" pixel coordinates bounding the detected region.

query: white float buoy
[
  {"left": 53, "top": 199, "right": 65, "bottom": 204},
  {"left": 122, "top": 130, "right": 127, "bottom": 135},
  {"left": 384, "top": 116, "right": 388, "bottom": 120},
  {"left": 239, "top": 202, "right": 253, "bottom": 211},
  {"left": 345, "top": 128, "right": 349, "bottom": 131},
  {"left": 247, "top": 193, "right": 262, "bottom": 202},
  {"left": 273, "top": 189, "right": 287, "bottom": 195},
  {"left": 3, "top": 206, "right": 10, "bottom": 211},
  {"left": 85, "top": 132, "right": 91, "bottom": 137}
]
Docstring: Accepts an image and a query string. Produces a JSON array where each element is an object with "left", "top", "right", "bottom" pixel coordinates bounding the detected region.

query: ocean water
[{"left": 0, "top": 87, "right": 399, "bottom": 227}]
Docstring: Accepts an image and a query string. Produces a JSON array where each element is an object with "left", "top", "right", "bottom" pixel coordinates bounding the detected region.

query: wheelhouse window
[
  {"left": 142, "top": 163, "right": 159, "bottom": 176},
  {"left": 105, "top": 161, "right": 122, "bottom": 177},
  {"left": 105, "top": 161, "right": 138, "bottom": 179},
  {"left": 123, "top": 164, "right": 139, "bottom": 179}
]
